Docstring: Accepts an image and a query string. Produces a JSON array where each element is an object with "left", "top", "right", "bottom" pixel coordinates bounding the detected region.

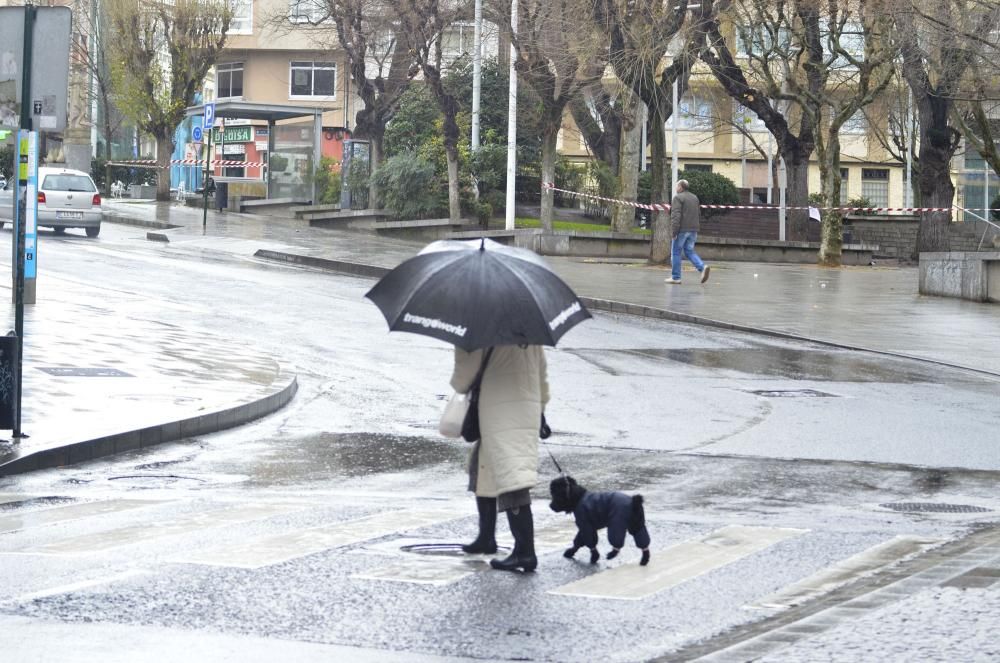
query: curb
[
  {"left": 252, "top": 249, "right": 1000, "bottom": 380},
  {"left": 103, "top": 213, "right": 181, "bottom": 231},
  {"left": 0, "top": 374, "right": 298, "bottom": 476}
]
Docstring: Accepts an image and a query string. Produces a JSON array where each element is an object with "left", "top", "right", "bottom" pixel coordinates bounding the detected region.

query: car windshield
[{"left": 42, "top": 174, "right": 96, "bottom": 193}]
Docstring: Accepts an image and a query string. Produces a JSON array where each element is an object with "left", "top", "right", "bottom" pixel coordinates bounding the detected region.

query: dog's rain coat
[
  {"left": 572, "top": 492, "right": 648, "bottom": 550},
  {"left": 451, "top": 345, "right": 549, "bottom": 497}
]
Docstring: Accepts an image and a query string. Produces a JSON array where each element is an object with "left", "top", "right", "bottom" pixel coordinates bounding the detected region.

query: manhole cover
[
  {"left": 880, "top": 502, "right": 993, "bottom": 513},
  {"left": 400, "top": 543, "right": 511, "bottom": 557},
  {"left": 747, "top": 389, "right": 839, "bottom": 398},
  {"left": 37, "top": 367, "right": 134, "bottom": 377}
]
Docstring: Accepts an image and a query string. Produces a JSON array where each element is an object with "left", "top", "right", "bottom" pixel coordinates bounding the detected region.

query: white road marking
[
  {"left": 549, "top": 525, "right": 808, "bottom": 600},
  {"left": 0, "top": 499, "right": 166, "bottom": 534},
  {"left": 352, "top": 558, "right": 490, "bottom": 586},
  {"left": 14, "top": 569, "right": 151, "bottom": 602},
  {"left": 746, "top": 535, "right": 943, "bottom": 609},
  {"left": 172, "top": 508, "right": 467, "bottom": 569},
  {"left": 0, "top": 494, "right": 37, "bottom": 506},
  {"left": 17, "top": 503, "right": 300, "bottom": 555}
]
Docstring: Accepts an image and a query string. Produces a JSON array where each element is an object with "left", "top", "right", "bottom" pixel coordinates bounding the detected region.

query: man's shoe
[
  {"left": 700, "top": 265, "right": 711, "bottom": 284},
  {"left": 664, "top": 277, "right": 682, "bottom": 284}
]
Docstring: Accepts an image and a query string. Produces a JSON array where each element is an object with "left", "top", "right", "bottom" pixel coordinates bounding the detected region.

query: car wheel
[
  {"left": 54, "top": 227, "right": 66, "bottom": 235},
  {"left": 85, "top": 225, "right": 100, "bottom": 238}
]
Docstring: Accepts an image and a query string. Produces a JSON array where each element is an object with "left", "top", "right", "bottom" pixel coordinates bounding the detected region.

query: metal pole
[
  {"left": 671, "top": 78, "right": 679, "bottom": 194},
  {"left": 13, "top": 3, "right": 36, "bottom": 439},
  {"left": 905, "top": 89, "right": 913, "bottom": 209},
  {"left": 202, "top": 125, "right": 212, "bottom": 232},
  {"left": 778, "top": 157, "right": 787, "bottom": 242},
  {"left": 471, "top": 0, "right": 483, "bottom": 152},
  {"left": 766, "top": 132, "right": 773, "bottom": 204},
  {"left": 984, "top": 162, "right": 989, "bottom": 221},
  {"left": 504, "top": 0, "right": 518, "bottom": 230},
  {"left": 641, "top": 104, "right": 648, "bottom": 172}
]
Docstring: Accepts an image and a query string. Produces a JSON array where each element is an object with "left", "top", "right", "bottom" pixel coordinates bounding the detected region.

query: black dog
[{"left": 549, "top": 475, "right": 651, "bottom": 566}]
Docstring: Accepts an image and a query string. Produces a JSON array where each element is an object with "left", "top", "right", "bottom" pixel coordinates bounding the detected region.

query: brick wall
[{"left": 701, "top": 208, "right": 780, "bottom": 240}]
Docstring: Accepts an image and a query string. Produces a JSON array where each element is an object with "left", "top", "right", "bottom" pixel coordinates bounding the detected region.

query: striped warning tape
[
  {"left": 108, "top": 159, "right": 265, "bottom": 168},
  {"left": 541, "top": 183, "right": 955, "bottom": 213}
]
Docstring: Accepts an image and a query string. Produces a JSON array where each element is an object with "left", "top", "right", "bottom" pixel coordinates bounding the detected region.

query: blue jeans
[{"left": 671, "top": 231, "right": 706, "bottom": 280}]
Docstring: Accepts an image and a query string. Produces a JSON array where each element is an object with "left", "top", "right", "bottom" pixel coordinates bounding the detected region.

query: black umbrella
[{"left": 365, "top": 238, "right": 591, "bottom": 350}]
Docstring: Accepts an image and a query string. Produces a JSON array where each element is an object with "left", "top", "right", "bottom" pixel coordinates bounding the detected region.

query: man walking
[{"left": 665, "top": 179, "right": 710, "bottom": 284}]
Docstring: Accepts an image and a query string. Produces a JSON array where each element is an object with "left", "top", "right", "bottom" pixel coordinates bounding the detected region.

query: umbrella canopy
[{"left": 365, "top": 239, "right": 591, "bottom": 350}]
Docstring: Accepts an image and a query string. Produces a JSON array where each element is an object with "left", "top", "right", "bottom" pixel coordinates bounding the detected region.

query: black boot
[
  {"left": 490, "top": 505, "right": 537, "bottom": 572},
  {"left": 462, "top": 497, "right": 498, "bottom": 554}
]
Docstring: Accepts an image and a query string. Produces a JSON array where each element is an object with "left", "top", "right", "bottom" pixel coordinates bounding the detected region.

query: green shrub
[
  {"left": 0, "top": 144, "right": 14, "bottom": 179},
  {"left": 313, "top": 157, "right": 341, "bottom": 205},
  {"left": 371, "top": 152, "right": 445, "bottom": 219},
  {"left": 679, "top": 169, "right": 740, "bottom": 208}
]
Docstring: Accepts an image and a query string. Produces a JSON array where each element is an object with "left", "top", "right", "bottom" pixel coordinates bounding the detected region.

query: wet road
[{"left": 0, "top": 223, "right": 999, "bottom": 662}]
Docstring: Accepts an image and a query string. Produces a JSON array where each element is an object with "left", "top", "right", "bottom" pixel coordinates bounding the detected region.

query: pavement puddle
[
  {"left": 0, "top": 499, "right": 167, "bottom": 534},
  {"left": 0, "top": 494, "right": 37, "bottom": 506},
  {"left": 171, "top": 507, "right": 468, "bottom": 569},
  {"left": 745, "top": 535, "right": 943, "bottom": 610},
  {"left": 15, "top": 503, "right": 300, "bottom": 555},
  {"left": 549, "top": 525, "right": 808, "bottom": 600}
]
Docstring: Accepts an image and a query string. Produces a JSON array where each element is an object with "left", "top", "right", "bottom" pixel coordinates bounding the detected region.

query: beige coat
[{"left": 451, "top": 345, "right": 550, "bottom": 497}]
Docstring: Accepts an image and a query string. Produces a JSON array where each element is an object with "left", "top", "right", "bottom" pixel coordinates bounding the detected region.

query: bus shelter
[{"left": 184, "top": 101, "right": 330, "bottom": 205}]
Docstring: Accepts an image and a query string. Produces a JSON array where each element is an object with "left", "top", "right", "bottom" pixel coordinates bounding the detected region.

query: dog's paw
[
  {"left": 606, "top": 548, "right": 620, "bottom": 560},
  {"left": 563, "top": 547, "right": 578, "bottom": 559},
  {"left": 589, "top": 548, "right": 600, "bottom": 564},
  {"left": 640, "top": 549, "right": 650, "bottom": 566}
]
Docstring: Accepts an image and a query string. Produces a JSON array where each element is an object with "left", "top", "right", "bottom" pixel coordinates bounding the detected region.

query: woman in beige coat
[{"left": 450, "top": 344, "right": 549, "bottom": 572}]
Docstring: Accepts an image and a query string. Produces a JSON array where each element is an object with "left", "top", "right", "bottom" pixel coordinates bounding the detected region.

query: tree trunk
[
  {"left": 612, "top": 101, "right": 642, "bottom": 233},
  {"left": 446, "top": 146, "right": 460, "bottom": 223},
  {"left": 784, "top": 147, "right": 811, "bottom": 242},
  {"left": 155, "top": 134, "right": 173, "bottom": 201},
  {"left": 103, "top": 97, "right": 114, "bottom": 196},
  {"left": 648, "top": 105, "right": 672, "bottom": 263},
  {"left": 817, "top": 136, "right": 843, "bottom": 266},
  {"left": 367, "top": 129, "right": 384, "bottom": 210},
  {"left": 540, "top": 128, "right": 558, "bottom": 232},
  {"left": 914, "top": 99, "right": 956, "bottom": 255}
]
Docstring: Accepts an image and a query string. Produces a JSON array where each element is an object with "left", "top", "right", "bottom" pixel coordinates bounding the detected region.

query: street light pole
[
  {"left": 471, "top": 0, "right": 482, "bottom": 152},
  {"left": 671, "top": 78, "right": 679, "bottom": 195},
  {"left": 504, "top": 0, "right": 517, "bottom": 230}
]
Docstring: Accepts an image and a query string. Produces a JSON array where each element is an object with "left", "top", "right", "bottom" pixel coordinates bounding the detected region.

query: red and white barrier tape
[
  {"left": 540, "top": 183, "right": 955, "bottom": 213},
  {"left": 108, "top": 159, "right": 265, "bottom": 168}
]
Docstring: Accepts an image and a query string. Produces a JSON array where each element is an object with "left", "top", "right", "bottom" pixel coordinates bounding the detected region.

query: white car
[{"left": 0, "top": 166, "right": 102, "bottom": 237}]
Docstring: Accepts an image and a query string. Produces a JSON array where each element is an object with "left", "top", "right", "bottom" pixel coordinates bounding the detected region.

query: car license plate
[{"left": 56, "top": 211, "right": 84, "bottom": 220}]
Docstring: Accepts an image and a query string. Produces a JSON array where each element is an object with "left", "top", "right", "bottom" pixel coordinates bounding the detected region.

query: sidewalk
[
  {"left": 0, "top": 217, "right": 297, "bottom": 474},
  {"left": 118, "top": 201, "right": 1000, "bottom": 377}
]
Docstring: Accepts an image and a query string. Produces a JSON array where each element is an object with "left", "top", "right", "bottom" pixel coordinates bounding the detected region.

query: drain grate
[
  {"left": 400, "top": 543, "right": 511, "bottom": 557},
  {"left": 880, "top": 502, "right": 993, "bottom": 513},
  {"left": 37, "top": 367, "right": 134, "bottom": 377},
  {"left": 747, "top": 389, "right": 839, "bottom": 398}
]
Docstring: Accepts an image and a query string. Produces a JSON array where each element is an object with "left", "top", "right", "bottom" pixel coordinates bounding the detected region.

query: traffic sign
[
  {"left": 204, "top": 102, "right": 216, "bottom": 128},
  {"left": 192, "top": 125, "right": 203, "bottom": 142}
]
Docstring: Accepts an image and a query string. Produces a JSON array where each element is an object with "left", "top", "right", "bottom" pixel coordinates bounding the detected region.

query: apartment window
[
  {"left": 288, "top": 0, "right": 326, "bottom": 24},
  {"left": 736, "top": 27, "right": 791, "bottom": 57},
  {"left": 841, "top": 110, "right": 867, "bottom": 135},
  {"left": 441, "top": 22, "right": 475, "bottom": 57},
  {"left": 861, "top": 168, "right": 889, "bottom": 207},
  {"left": 216, "top": 62, "right": 244, "bottom": 99},
  {"left": 230, "top": 0, "right": 252, "bottom": 34},
  {"left": 735, "top": 102, "right": 766, "bottom": 131},
  {"left": 840, "top": 167, "right": 850, "bottom": 205},
  {"left": 684, "top": 164, "right": 713, "bottom": 173},
  {"left": 667, "top": 94, "right": 713, "bottom": 130},
  {"left": 290, "top": 61, "right": 336, "bottom": 99}
]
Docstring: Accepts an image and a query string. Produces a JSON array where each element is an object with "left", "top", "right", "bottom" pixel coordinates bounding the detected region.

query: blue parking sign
[{"left": 204, "top": 102, "right": 216, "bottom": 127}]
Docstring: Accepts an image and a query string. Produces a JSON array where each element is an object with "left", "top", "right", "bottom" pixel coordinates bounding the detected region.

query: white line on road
[
  {"left": 172, "top": 507, "right": 468, "bottom": 569},
  {"left": 0, "top": 499, "right": 167, "bottom": 535},
  {"left": 16, "top": 503, "right": 301, "bottom": 555},
  {"left": 549, "top": 525, "right": 809, "bottom": 600},
  {"left": 13, "top": 569, "right": 151, "bottom": 603},
  {"left": 0, "top": 494, "right": 37, "bottom": 506},
  {"left": 745, "top": 535, "right": 943, "bottom": 610}
]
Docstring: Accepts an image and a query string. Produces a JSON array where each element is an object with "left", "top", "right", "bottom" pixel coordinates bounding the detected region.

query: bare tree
[
  {"left": 568, "top": 68, "right": 625, "bottom": 176},
  {"left": 493, "top": 0, "right": 607, "bottom": 231},
  {"left": 397, "top": 0, "right": 467, "bottom": 223},
  {"left": 592, "top": 0, "right": 711, "bottom": 261},
  {"left": 893, "top": 0, "right": 1000, "bottom": 253},
  {"left": 107, "top": 0, "right": 232, "bottom": 200}
]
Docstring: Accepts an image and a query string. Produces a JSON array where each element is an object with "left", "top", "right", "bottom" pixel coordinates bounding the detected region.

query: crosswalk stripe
[
  {"left": 549, "top": 525, "right": 808, "bottom": 600},
  {"left": 746, "top": 535, "right": 942, "bottom": 609},
  {"left": 17, "top": 503, "right": 301, "bottom": 555},
  {"left": 173, "top": 508, "right": 467, "bottom": 569},
  {"left": 0, "top": 499, "right": 166, "bottom": 535}
]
